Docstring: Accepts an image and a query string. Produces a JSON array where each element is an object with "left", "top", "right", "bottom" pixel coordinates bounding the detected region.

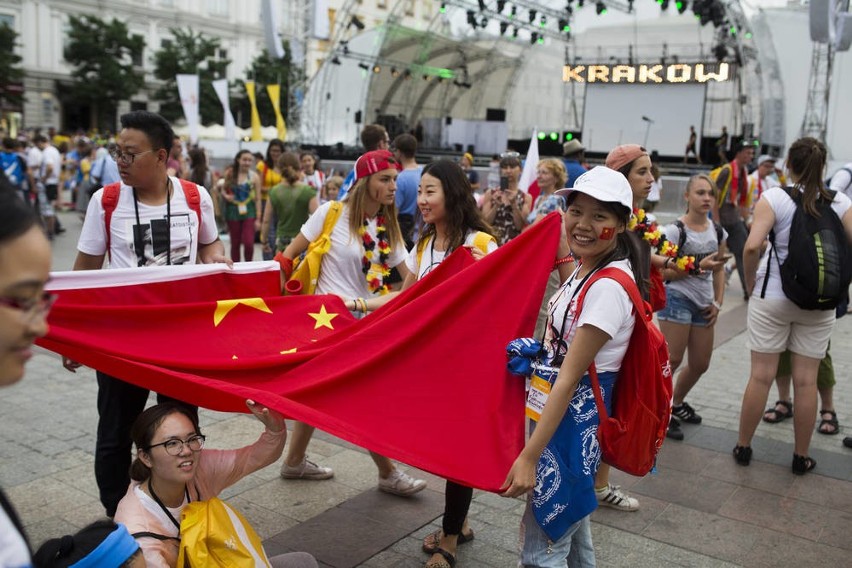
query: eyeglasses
[
  {"left": 109, "top": 148, "right": 153, "bottom": 165},
  {"left": 0, "top": 292, "right": 57, "bottom": 323},
  {"left": 147, "top": 434, "right": 206, "bottom": 456}
]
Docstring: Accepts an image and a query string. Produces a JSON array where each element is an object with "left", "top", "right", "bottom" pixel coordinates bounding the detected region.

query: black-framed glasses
[
  {"left": 109, "top": 148, "right": 154, "bottom": 165},
  {"left": 147, "top": 434, "right": 206, "bottom": 456},
  {"left": 0, "top": 292, "right": 57, "bottom": 323}
]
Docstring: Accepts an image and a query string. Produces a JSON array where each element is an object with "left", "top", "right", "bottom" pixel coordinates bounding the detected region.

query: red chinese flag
[{"left": 38, "top": 215, "right": 561, "bottom": 491}]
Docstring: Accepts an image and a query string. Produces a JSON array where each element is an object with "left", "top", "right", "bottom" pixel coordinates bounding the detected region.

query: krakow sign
[{"left": 562, "top": 62, "right": 733, "bottom": 84}]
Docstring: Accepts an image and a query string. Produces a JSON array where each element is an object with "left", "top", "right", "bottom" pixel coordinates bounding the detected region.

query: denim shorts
[{"left": 656, "top": 288, "right": 710, "bottom": 327}]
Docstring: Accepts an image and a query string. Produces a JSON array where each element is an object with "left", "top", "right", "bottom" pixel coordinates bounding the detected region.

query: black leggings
[{"left": 442, "top": 480, "right": 473, "bottom": 535}]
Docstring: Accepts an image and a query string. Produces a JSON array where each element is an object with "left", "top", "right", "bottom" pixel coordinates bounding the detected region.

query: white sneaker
[
  {"left": 280, "top": 456, "right": 334, "bottom": 480},
  {"left": 595, "top": 483, "right": 639, "bottom": 512},
  {"left": 378, "top": 469, "right": 426, "bottom": 496}
]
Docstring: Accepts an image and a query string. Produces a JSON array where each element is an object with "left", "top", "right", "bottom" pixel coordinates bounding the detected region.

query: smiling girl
[{"left": 501, "top": 167, "right": 645, "bottom": 567}]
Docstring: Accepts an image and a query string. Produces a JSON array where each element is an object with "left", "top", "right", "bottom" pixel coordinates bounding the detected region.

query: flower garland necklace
[
  {"left": 628, "top": 208, "right": 697, "bottom": 272},
  {"left": 359, "top": 214, "right": 392, "bottom": 295}
]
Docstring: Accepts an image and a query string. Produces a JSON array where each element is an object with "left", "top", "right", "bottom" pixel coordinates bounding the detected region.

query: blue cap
[{"left": 69, "top": 523, "right": 140, "bottom": 568}]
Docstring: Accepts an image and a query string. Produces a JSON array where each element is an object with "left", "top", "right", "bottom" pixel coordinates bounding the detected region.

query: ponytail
[{"left": 787, "top": 137, "right": 831, "bottom": 216}]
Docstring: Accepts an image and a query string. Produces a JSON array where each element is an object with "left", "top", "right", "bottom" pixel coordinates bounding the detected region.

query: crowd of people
[{"left": 2, "top": 110, "right": 851, "bottom": 568}]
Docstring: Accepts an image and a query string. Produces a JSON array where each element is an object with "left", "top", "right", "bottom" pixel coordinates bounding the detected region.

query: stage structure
[
  {"left": 298, "top": 0, "right": 775, "bottom": 156},
  {"left": 800, "top": 0, "right": 852, "bottom": 142}
]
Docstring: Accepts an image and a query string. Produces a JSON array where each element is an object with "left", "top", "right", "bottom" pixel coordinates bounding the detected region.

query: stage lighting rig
[
  {"left": 350, "top": 15, "right": 365, "bottom": 30},
  {"left": 478, "top": 0, "right": 487, "bottom": 11},
  {"left": 529, "top": 9, "right": 537, "bottom": 22},
  {"left": 497, "top": 0, "right": 507, "bottom": 12},
  {"left": 596, "top": 2, "right": 608, "bottom": 15},
  {"left": 500, "top": 21, "right": 510, "bottom": 35},
  {"left": 676, "top": 0, "right": 687, "bottom": 14},
  {"left": 466, "top": 9, "right": 478, "bottom": 28}
]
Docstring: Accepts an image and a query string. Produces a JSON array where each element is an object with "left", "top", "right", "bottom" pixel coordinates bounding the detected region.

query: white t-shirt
[
  {"left": 135, "top": 485, "right": 183, "bottom": 540},
  {"left": 300, "top": 201, "right": 408, "bottom": 297},
  {"left": 663, "top": 221, "right": 727, "bottom": 308},
  {"left": 25, "top": 146, "right": 41, "bottom": 172},
  {"left": 755, "top": 186, "right": 852, "bottom": 299},
  {"left": 78, "top": 177, "right": 219, "bottom": 268},
  {"left": 829, "top": 164, "right": 852, "bottom": 198},
  {"left": 647, "top": 178, "right": 662, "bottom": 202},
  {"left": 39, "top": 145, "right": 62, "bottom": 185},
  {"left": 0, "top": 502, "right": 32, "bottom": 567},
  {"left": 747, "top": 171, "right": 781, "bottom": 205},
  {"left": 404, "top": 232, "right": 498, "bottom": 279},
  {"left": 543, "top": 259, "right": 636, "bottom": 373}
]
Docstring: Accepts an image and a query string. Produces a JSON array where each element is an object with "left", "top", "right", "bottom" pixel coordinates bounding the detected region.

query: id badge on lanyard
[
  {"left": 525, "top": 373, "right": 553, "bottom": 422},
  {"left": 238, "top": 202, "right": 248, "bottom": 216}
]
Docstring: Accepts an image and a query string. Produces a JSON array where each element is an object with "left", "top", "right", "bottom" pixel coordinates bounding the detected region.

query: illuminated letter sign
[
  {"left": 563, "top": 65, "right": 586, "bottom": 82},
  {"left": 588, "top": 65, "right": 610, "bottom": 83},
  {"left": 611, "top": 65, "right": 636, "bottom": 83},
  {"left": 562, "top": 62, "right": 732, "bottom": 84}
]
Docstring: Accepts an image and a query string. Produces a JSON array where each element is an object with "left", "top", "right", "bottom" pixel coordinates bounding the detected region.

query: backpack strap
[
  {"left": 178, "top": 178, "right": 203, "bottom": 234},
  {"left": 415, "top": 237, "right": 429, "bottom": 273},
  {"left": 714, "top": 222, "right": 723, "bottom": 245},
  {"left": 131, "top": 531, "right": 180, "bottom": 542},
  {"left": 101, "top": 182, "right": 122, "bottom": 261},
  {"left": 574, "top": 267, "right": 647, "bottom": 422},
  {"left": 675, "top": 220, "right": 686, "bottom": 253}
]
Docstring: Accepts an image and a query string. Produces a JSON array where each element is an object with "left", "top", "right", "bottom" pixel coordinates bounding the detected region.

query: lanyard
[
  {"left": 544, "top": 264, "right": 600, "bottom": 366},
  {"left": 147, "top": 477, "right": 190, "bottom": 531},
  {"left": 132, "top": 181, "right": 172, "bottom": 265}
]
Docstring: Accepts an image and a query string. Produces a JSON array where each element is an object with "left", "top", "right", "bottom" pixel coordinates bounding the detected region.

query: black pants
[
  {"left": 721, "top": 216, "right": 748, "bottom": 297},
  {"left": 442, "top": 480, "right": 473, "bottom": 535},
  {"left": 95, "top": 371, "right": 196, "bottom": 517}
]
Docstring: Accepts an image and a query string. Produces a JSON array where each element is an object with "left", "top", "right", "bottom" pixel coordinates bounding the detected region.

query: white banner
[
  {"left": 518, "top": 129, "right": 539, "bottom": 193},
  {"left": 176, "top": 74, "right": 200, "bottom": 144},
  {"left": 262, "top": 0, "right": 285, "bottom": 58},
  {"left": 212, "top": 79, "right": 237, "bottom": 141}
]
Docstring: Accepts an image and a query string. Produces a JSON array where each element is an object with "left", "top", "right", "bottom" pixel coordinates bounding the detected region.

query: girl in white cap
[{"left": 501, "top": 166, "right": 646, "bottom": 567}]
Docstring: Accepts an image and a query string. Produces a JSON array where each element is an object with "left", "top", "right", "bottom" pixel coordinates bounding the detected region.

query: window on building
[
  {"left": 209, "top": 0, "right": 229, "bottom": 16},
  {"left": 0, "top": 14, "right": 14, "bottom": 29},
  {"left": 161, "top": 38, "right": 173, "bottom": 49},
  {"left": 217, "top": 48, "right": 228, "bottom": 60},
  {"left": 132, "top": 46, "right": 144, "bottom": 67}
]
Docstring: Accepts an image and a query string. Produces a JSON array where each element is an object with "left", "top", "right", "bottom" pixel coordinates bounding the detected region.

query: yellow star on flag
[
  {"left": 213, "top": 298, "right": 272, "bottom": 327},
  {"left": 308, "top": 304, "right": 338, "bottom": 330}
]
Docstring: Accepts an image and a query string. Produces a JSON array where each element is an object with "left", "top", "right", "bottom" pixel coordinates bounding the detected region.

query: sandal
[
  {"left": 817, "top": 409, "right": 840, "bottom": 435},
  {"left": 422, "top": 528, "right": 474, "bottom": 553},
  {"left": 792, "top": 454, "right": 816, "bottom": 475},
  {"left": 425, "top": 548, "right": 456, "bottom": 568},
  {"left": 733, "top": 445, "right": 752, "bottom": 466},
  {"left": 763, "top": 400, "right": 793, "bottom": 423}
]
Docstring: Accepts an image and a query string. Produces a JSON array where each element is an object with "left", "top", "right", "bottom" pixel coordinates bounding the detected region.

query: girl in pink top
[{"left": 114, "top": 401, "right": 316, "bottom": 568}]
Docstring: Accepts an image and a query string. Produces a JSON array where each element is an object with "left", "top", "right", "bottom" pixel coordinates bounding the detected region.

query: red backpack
[
  {"left": 101, "top": 179, "right": 202, "bottom": 261},
  {"left": 575, "top": 267, "right": 673, "bottom": 476}
]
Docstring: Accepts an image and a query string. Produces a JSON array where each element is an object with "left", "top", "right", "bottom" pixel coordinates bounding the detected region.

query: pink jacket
[{"left": 114, "top": 428, "right": 285, "bottom": 568}]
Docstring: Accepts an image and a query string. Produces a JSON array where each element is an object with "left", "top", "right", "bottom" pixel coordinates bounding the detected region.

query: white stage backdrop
[{"left": 583, "top": 83, "right": 706, "bottom": 157}]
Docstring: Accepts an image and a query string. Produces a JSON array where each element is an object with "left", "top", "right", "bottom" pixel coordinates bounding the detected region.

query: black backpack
[
  {"left": 761, "top": 187, "right": 852, "bottom": 310},
  {"left": 674, "top": 219, "right": 724, "bottom": 264}
]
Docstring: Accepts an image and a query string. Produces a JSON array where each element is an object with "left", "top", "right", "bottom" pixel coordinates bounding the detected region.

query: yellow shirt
[{"left": 256, "top": 162, "right": 282, "bottom": 201}]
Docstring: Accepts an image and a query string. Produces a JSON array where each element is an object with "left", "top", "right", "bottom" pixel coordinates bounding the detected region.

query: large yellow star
[
  {"left": 213, "top": 298, "right": 272, "bottom": 327},
  {"left": 308, "top": 304, "right": 338, "bottom": 330}
]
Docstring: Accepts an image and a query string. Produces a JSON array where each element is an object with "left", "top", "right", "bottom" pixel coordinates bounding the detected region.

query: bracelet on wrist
[
  {"left": 664, "top": 257, "right": 672, "bottom": 269},
  {"left": 553, "top": 254, "right": 575, "bottom": 270},
  {"left": 712, "top": 300, "right": 722, "bottom": 310}
]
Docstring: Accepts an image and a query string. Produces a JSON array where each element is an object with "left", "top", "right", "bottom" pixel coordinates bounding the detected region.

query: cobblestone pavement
[{"left": 3, "top": 211, "right": 850, "bottom": 567}]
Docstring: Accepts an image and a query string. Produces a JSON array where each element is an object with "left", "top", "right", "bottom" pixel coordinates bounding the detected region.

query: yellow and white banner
[
  {"left": 244, "top": 81, "right": 263, "bottom": 141},
  {"left": 266, "top": 84, "right": 287, "bottom": 141}
]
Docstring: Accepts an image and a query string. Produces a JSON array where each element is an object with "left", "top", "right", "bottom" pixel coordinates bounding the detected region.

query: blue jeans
[
  {"left": 657, "top": 288, "right": 711, "bottom": 327},
  {"left": 520, "top": 501, "right": 596, "bottom": 568}
]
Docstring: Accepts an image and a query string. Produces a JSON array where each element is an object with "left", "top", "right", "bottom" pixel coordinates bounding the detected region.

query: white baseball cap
[
  {"left": 555, "top": 166, "right": 633, "bottom": 215},
  {"left": 756, "top": 154, "right": 777, "bottom": 166}
]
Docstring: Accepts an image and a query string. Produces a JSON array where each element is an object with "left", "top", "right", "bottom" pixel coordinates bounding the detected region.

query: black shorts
[{"left": 45, "top": 184, "right": 59, "bottom": 201}]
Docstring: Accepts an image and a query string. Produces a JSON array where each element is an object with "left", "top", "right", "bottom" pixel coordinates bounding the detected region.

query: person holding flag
[
  {"left": 275, "top": 149, "right": 426, "bottom": 496},
  {"left": 62, "top": 111, "right": 229, "bottom": 518},
  {"left": 501, "top": 166, "right": 645, "bottom": 566}
]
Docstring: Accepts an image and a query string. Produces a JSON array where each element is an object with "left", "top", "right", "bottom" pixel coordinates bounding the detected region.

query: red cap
[
  {"left": 354, "top": 150, "right": 402, "bottom": 180},
  {"left": 605, "top": 144, "right": 647, "bottom": 171}
]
